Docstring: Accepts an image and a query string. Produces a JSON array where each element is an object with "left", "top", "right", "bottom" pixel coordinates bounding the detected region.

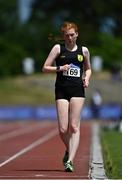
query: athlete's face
[{"left": 63, "top": 28, "right": 78, "bottom": 45}]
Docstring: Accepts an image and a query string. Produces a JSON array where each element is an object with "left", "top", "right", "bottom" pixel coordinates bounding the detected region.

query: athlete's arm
[
  {"left": 42, "top": 44, "right": 60, "bottom": 73},
  {"left": 42, "top": 44, "right": 70, "bottom": 73},
  {"left": 82, "top": 46, "right": 92, "bottom": 88}
]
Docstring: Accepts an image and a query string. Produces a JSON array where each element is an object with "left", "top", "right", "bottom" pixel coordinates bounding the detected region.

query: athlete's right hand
[{"left": 60, "top": 64, "right": 70, "bottom": 71}]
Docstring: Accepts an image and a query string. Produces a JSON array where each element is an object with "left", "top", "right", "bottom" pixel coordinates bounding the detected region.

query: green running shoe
[
  {"left": 65, "top": 161, "right": 74, "bottom": 172},
  {"left": 63, "top": 151, "right": 69, "bottom": 165}
]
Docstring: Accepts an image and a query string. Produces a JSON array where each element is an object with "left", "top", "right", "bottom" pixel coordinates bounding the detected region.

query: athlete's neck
[{"left": 65, "top": 44, "right": 77, "bottom": 52}]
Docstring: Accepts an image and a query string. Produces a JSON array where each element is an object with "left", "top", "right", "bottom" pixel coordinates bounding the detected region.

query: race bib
[{"left": 63, "top": 67, "right": 80, "bottom": 77}]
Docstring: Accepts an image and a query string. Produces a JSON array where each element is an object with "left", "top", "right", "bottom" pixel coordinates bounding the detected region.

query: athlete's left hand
[{"left": 83, "top": 77, "right": 89, "bottom": 88}]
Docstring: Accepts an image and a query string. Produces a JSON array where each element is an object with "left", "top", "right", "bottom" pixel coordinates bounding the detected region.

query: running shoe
[
  {"left": 65, "top": 161, "right": 74, "bottom": 172},
  {"left": 63, "top": 151, "right": 69, "bottom": 165}
]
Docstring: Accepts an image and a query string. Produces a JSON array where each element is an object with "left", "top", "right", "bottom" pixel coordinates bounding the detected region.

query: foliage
[
  {"left": 0, "top": 37, "right": 27, "bottom": 76},
  {"left": 90, "top": 34, "right": 122, "bottom": 69},
  {"left": 0, "top": 0, "right": 122, "bottom": 77}
]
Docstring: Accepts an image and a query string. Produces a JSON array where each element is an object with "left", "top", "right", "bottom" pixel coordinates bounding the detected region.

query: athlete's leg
[
  {"left": 56, "top": 99, "right": 69, "bottom": 151},
  {"left": 68, "top": 97, "right": 85, "bottom": 163}
]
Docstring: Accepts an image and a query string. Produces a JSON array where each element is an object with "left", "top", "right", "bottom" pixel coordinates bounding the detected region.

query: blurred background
[{"left": 0, "top": 0, "right": 122, "bottom": 120}]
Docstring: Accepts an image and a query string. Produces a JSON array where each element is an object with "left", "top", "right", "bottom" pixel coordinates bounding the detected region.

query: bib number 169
[{"left": 63, "top": 67, "right": 80, "bottom": 77}]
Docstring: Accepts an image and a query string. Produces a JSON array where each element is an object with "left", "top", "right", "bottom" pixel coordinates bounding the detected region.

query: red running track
[{"left": 0, "top": 120, "right": 92, "bottom": 180}]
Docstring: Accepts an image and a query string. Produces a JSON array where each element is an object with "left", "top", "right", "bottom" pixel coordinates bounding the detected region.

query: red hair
[{"left": 60, "top": 22, "right": 78, "bottom": 33}]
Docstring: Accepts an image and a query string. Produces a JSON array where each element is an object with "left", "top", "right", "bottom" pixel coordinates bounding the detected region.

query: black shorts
[{"left": 55, "top": 85, "right": 85, "bottom": 101}]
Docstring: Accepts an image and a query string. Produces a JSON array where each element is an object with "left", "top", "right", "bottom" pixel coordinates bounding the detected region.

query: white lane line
[
  {"left": 0, "top": 175, "right": 86, "bottom": 179},
  {"left": 36, "top": 174, "right": 87, "bottom": 178},
  {"left": 0, "top": 128, "right": 58, "bottom": 168},
  {"left": 89, "top": 122, "right": 108, "bottom": 179},
  {"left": 0, "top": 122, "right": 51, "bottom": 141}
]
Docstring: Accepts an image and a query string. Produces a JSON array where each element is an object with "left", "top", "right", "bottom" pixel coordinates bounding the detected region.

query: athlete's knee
[
  {"left": 59, "top": 126, "right": 68, "bottom": 134},
  {"left": 70, "top": 124, "right": 79, "bottom": 133}
]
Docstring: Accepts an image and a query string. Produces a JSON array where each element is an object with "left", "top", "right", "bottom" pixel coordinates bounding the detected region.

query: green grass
[
  {"left": 0, "top": 74, "right": 55, "bottom": 105},
  {"left": 0, "top": 71, "right": 121, "bottom": 105},
  {"left": 101, "top": 129, "right": 122, "bottom": 179}
]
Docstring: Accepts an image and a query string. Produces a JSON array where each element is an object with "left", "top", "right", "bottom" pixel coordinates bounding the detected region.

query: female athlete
[{"left": 42, "top": 21, "right": 92, "bottom": 172}]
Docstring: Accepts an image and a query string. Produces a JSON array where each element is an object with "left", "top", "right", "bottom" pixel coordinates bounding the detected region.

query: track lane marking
[
  {"left": 0, "top": 128, "right": 58, "bottom": 168},
  {"left": 0, "top": 121, "right": 52, "bottom": 141},
  {"left": 0, "top": 175, "right": 87, "bottom": 179}
]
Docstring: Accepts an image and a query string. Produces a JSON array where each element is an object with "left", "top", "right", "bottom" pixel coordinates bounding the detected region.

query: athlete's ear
[{"left": 76, "top": 32, "right": 78, "bottom": 37}]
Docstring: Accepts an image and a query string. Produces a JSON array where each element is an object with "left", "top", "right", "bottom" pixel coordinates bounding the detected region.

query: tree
[{"left": 0, "top": 0, "right": 122, "bottom": 77}]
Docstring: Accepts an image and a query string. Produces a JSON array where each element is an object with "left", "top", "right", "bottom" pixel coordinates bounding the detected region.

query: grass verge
[
  {"left": 0, "top": 74, "right": 55, "bottom": 105},
  {"left": 0, "top": 72, "right": 121, "bottom": 105},
  {"left": 101, "top": 127, "right": 122, "bottom": 179}
]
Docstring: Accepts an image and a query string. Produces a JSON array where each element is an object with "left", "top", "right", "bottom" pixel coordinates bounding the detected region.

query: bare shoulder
[
  {"left": 82, "top": 46, "right": 89, "bottom": 57},
  {"left": 52, "top": 44, "right": 60, "bottom": 54}
]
